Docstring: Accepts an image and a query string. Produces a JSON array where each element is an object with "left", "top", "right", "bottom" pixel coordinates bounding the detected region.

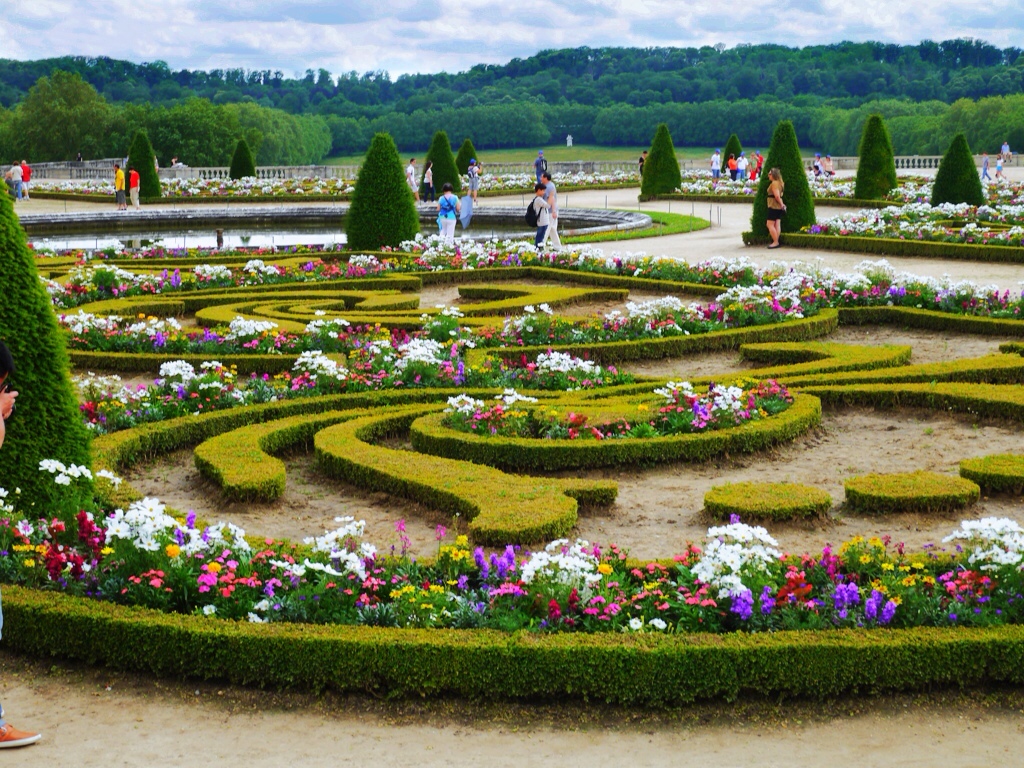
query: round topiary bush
[
  {"left": 346, "top": 133, "right": 420, "bottom": 250},
  {"left": 721, "top": 133, "right": 743, "bottom": 171},
  {"left": 455, "top": 138, "right": 478, "bottom": 176},
  {"left": 931, "top": 133, "right": 984, "bottom": 206},
  {"left": 749, "top": 120, "right": 816, "bottom": 237},
  {"left": 844, "top": 471, "right": 980, "bottom": 515},
  {"left": 0, "top": 190, "right": 91, "bottom": 506},
  {"left": 423, "top": 130, "right": 461, "bottom": 196},
  {"left": 704, "top": 481, "right": 832, "bottom": 521},
  {"left": 960, "top": 454, "right": 1024, "bottom": 494},
  {"left": 854, "top": 114, "right": 898, "bottom": 201},
  {"left": 126, "top": 130, "right": 161, "bottom": 199},
  {"left": 229, "top": 138, "right": 257, "bottom": 180},
  {"left": 640, "top": 123, "right": 682, "bottom": 197}
]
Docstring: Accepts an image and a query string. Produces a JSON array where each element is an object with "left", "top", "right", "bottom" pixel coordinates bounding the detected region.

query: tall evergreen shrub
[
  {"left": 931, "top": 133, "right": 985, "bottom": 206},
  {"left": 0, "top": 192, "right": 91, "bottom": 506},
  {"left": 423, "top": 131, "right": 461, "bottom": 195},
  {"left": 640, "top": 123, "right": 682, "bottom": 196},
  {"left": 854, "top": 115, "right": 898, "bottom": 201},
  {"left": 126, "top": 130, "right": 161, "bottom": 198},
  {"left": 721, "top": 133, "right": 743, "bottom": 168},
  {"left": 749, "top": 120, "right": 816, "bottom": 237},
  {"left": 229, "top": 138, "right": 257, "bottom": 180},
  {"left": 345, "top": 133, "right": 420, "bottom": 250},
  {"left": 455, "top": 138, "right": 478, "bottom": 176}
]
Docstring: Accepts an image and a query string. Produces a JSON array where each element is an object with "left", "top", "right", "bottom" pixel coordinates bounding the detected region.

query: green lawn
[{"left": 324, "top": 144, "right": 820, "bottom": 166}]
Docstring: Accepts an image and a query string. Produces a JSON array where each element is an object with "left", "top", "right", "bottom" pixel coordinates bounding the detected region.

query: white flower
[
  {"left": 649, "top": 618, "right": 668, "bottom": 630},
  {"left": 628, "top": 618, "right": 643, "bottom": 631},
  {"left": 495, "top": 388, "right": 538, "bottom": 406},
  {"left": 445, "top": 394, "right": 485, "bottom": 416},
  {"left": 247, "top": 612, "right": 267, "bottom": 624},
  {"left": 202, "top": 605, "right": 217, "bottom": 616}
]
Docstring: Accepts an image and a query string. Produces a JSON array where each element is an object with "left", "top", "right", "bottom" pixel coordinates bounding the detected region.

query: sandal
[{"left": 767, "top": 243, "right": 781, "bottom": 249}]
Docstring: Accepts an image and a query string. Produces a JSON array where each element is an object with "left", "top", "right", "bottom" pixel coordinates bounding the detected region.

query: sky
[{"left": 2, "top": 0, "right": 1023, "bottom": 78}]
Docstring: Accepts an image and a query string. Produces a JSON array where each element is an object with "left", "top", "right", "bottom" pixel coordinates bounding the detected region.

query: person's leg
[
  {"left": 21, "top": 182, "right": 28, "bottom": 200},
  {"left": 14, "top": 182, "right": 21, "bottom": 201},
  {"left": 535, "top": 225, "right": 547, "bottom": 248},
  {"left": 547, "top": 217, "right": 561, "bottom": 248}
]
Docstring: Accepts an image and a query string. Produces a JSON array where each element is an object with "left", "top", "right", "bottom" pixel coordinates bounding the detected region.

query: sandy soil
[{"left": 2, "top": 648, "right": 1024, "bottom": 768}]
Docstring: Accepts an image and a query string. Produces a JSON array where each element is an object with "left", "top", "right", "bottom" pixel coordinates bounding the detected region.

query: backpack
[
  {"left": 524, "top": 198, "right": 540, "bottom": 227},
  {"left": 439, "top": 195, "right": 455, "bottom": 216}
]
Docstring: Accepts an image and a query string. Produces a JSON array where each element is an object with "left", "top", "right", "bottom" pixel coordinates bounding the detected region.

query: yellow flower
[
  {"left": 859, "top": 555, "right": 872, "bottom": 564},
  {"left": 597, "top": 563, "right": 613, "bottom": 575},
  {"left": 868, "top": 537, "right": 883, "bottom": 548},
  {"left": 637, "top": 404, "right": 649, "bottom": 412},
  {"left": 11, "top": 545, "right": 31, "bottom": 553},
  {"left": 206, "top": 562, "right": 222, "bottom": 573},
  {"left": 455, "top": 535, "right": 468, "bottom": 547},
  {"left": 101, "top": 547, "right": 114, "bottom": 556},
  {"left": 23, "top": 559, "right": 35, "bottom": 568},
  {"left": 165, "top": 544, "right": 181, "bottom": 558},
  {"left": 870, "top": 580, "right": 888, "bottom": 594},
  {"left": 890, "top": 596, "right": 902, "bottom": 606},
  {"left": 902, "top": 575, "right": 917, "bottom": 587},
  {"left": 898, "top": 565, "right": 910, "bottom": 572},
  {"left": 420, "top": 603, "right": 432, "bottom": 610},
  {"left": 911, "top": 562, "right": 925, "bottom": 570},
  {"left": 428, "top": 584, "right": 445, "bottom": 594},
  {"left": 881, "top": 562, "right": 895, "bottom": 571}
]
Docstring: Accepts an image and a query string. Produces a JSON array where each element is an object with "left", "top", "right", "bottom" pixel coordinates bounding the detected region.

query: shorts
[
  {"left": 712, "top": 169, "right": 720, "bottom": 178},
  {"left": 115, "top": 190, "right": 126, "bottom": 205},
  {"left": 766, "top": 208, "right": 785, "bottom": 221}
]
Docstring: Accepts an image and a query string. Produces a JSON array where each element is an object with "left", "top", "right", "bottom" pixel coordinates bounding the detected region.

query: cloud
[{"left": 0, "top": 0, "right": 1021, "bottom": 78}]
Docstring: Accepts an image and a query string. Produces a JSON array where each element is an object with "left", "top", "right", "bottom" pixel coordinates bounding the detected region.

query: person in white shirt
[
  {"left": 736, "top": 153, "right": 748, "bottom": 181},
  {"left": 711, "top": 149, "right": 721, "bottom": 180},
  {"left": 530, "top": 183, "right": 551, "bottom": 248},
  {"left": 405, "top": 158, "right": 419, "bottom": 202}
]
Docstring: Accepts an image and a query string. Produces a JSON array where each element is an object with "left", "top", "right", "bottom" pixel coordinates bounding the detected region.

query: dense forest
[{"left": 2, "top": 39, "right": 1024, "bottom": 164}]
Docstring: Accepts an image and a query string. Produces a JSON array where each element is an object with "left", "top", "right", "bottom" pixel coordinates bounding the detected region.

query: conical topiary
[
  {"left": 127, "top": 130, "right": 162, "bottom": 198},
  {"left": 854, "top": 114, "right": 898, "bottom": 201},
  {"left": 454, "top": 138, "right": 478, "bottom": 176},
  {"left": 749, "top": 120, "right": 816, "bottom": 237},
  {"left": 229, "top": 138, "right": 257, "bottom": 180},
  {"left": 640, "top": 123, "right": 682, "bottom": 197},
  {"left": 346, "top": 132, "right": 420, "bottom": 250},
  {"left": 0, "top": 192, "right": 91, "bottom": 508},
  {"left": 931, "top": 133, "right": 985, "bottom": 206},
  {"left": 423, "top": 131, "right": 461, "bottom": 196},
  {"left": 721, "top": 133, "right": 743, "bottom": 171}
]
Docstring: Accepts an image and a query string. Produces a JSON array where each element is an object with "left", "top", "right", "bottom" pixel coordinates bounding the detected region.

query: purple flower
[
  {"left": 186, "top": 510, "right": 197, "bottom": 529},
  {"left": 880, "top": 600, "right": 897, "bottom": 625},
  {"left": 729, "top": 588, "right": 753, "bottom": 621},
  {"left": 865, "top": 589, "right": 884, "bottom": 621},
  {"left": 759, "top": 585, "right": 774, "bottom": 615},
  {"left": 456, "top": 574, "right": 469, "bottom": 591}
]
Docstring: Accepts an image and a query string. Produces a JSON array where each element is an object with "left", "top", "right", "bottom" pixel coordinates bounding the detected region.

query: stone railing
[
  {"left": 26, "top": 159, "right": 122, "bottom": 180},
  {"left": 161, "top": 165, "right": 358, "bottom": 181},
  {"left": 825, "top": 155, "right": 1019, "bottom": 171}
]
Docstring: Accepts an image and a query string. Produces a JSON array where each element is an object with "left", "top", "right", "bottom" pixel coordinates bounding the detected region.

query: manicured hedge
[
  {"left": 408, "top": 395, "right": 822, "bottom": 472},
  {"left": 477, "top": 310, "right": 839, "bottom": 365},
  {"left": 844, "top": 471, "right": 980, "bottom": 515},
  {"left": 314, "top": 406, "right": 617, "bottom": 545},
  {"left": 704, "top": 481, "right": 832, "bottom": 521},
  {"left": 760, "top": 232, "right": 1024, "bottom": 264},
  {"left": 784, "top": 353, "right": 1024, "bottom": 388},
  {"left": 640, "top": 193, "right": 894, "bottom": 209},
  {"left": 801, "top": 382, "right": 1024, "bottom": 422},
  {"left": 7, "top": 586, "right": 1024, "bottom": 704},
  {"left": 837, "top": 306, "right": 1024, "bottom": 337},
  {"left": 722, "top": 341, "right": 911, "bottom": 383},
  {"left": 959, "top": 454, "right": 1024, "bottom": 494}
]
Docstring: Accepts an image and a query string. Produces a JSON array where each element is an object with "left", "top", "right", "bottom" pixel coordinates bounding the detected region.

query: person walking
[
  {"left": 541, "top": 171, "right": 560, "bottom": 248},
  {"left": 113, "top": 163, "right": 126, "bottom": 211},
  {"left": 639, "top": 150, "right": 648, "bottom": 179},
  {"left": 18, "top": 160, "right": 30, "bottom": 200},
  {"left": 982, "top": 152, "right": 991, "bottom": 180},
  {"left": 765, "top": 167, "right": 786, "bottom": 249},
  {"left": 422, "top": 160, "right": 435, "bottom": 202},
  {"left": 530, "top": 182, "right": 551, "bottom": 248},
  {"left": 0, "top": 342, "right": 42, "bottom": 750},
  {"left": 996, "top": 154, "right": 1005, "bottom": 180},
  {"left": 710, "top": 149, "right": 721, "bottom": 181},
  {"left": 128, "top": 166, "right": 141, "bottom": 210},
  {"left": 405, "top": 158, "right": 420, "bottom": 202},
  {"left": 737, "top": 152, "right": 748, "bottom": 181},
  {"left": 8, "top": 163, "right": 23, "bottom": 202},
  {"left": 436, "top": 182, "right": 460, "bottom": 244},
  {"left": 467, "top": 159, "right": 480, "bottom": 203},
  {"left": 534, "top": 150, "right": 547, "bottom": 184}
]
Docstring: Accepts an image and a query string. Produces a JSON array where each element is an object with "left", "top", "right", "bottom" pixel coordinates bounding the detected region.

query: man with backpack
[
  {"left": 534, "top": 151, "right": 547, "bottom": 184},
  {"left": 526, "top": 182, "right": 551, "bottom": 247}
]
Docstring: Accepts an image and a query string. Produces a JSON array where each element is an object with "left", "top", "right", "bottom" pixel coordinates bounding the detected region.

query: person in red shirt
[
  {"left": 128, "top": 167, "right": 141, "bottom": 210},
  {"left": 727, "top": 154, "right": 738, "bottom": 181},
  {"left": 18, "top": 160, "right": 30, "bottom": 201}
]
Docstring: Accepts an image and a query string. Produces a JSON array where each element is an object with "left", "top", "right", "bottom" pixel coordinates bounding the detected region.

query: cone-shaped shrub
[
  {"left": 454, "top": 138, "right": 478, "bottom": 176},
  {"left": 931, "top": 133, "right": 985, "bottom": 206},
  {"left": 854, "top": 115, "right": 898, "bottom": 201},
  {"left": 0, "top": 192, "right": 91, "bottom": 507},
  {"left": 750, "top": 120, "right": 816, "bottom": 237},
  {"left": 229, "top": 138, "right": 257, "bottom": 180},
  {"left": 126, "top": 130, "right": 161, "bottom": 198},
  {"left": 423, "top": 131, "right": 461, "bottom": 195},
  {"left": 721, "top": 133, "right": 743, "bottom": 169},
  {"left": 346, "top": 133, "right": 420, "bottom": 250},
  {"left": 640, "top": 123, "right": 682, "bottom": 196}
]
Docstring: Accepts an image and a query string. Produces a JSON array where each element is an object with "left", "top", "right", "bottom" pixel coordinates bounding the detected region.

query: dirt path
[{"left": 2, "top": 650, "right": 1023, "bottom": 768}]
